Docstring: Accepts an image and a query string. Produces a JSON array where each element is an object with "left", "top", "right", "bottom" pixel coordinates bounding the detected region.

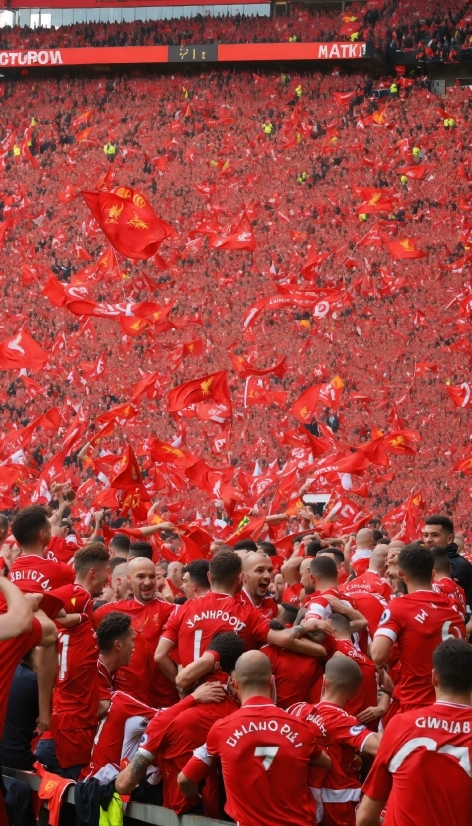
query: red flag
[
  {"left": 209, "top": 229, "right": 256, "bottom": 252},
  {"left": 132, "top": 371, "right": 160, "bottom": 401},
  {"left": 384, "top": 430, "right": 421, "bottom": 456},
  {"left": 453, "top": 455, "right": 472, "bottom": 474},
  {"left": 333, "top": 91, "right": 356, "bottom": 106},
  {"left": 385, "top": 239, "right": 426, "bottom": 260},
  {"left": 180, "top": 535, "right": 206, "bottom": 563},
  {"left": 0, "top": 329, "right": 48, "bottom": 372},
  {"left": 62, "top": 408, "right": 87, "bottom": 454},
  {"left": 447, "top": 382, "right": 472, "bottom": 408},
  {"left": 227, "top": 517, "right": 267, "bottom": 543},
  {"left": 244, "top": 378, "right": 287, "bottom": 407},
  {"left": 184, "top": 338, "right": 204, "bottom": 358},
  {"left": 81, "top": 187, "right": 174, "bottom": 261},
  {"left": 396, "top": 165, "right": 429, "bottom": 180},
  {"left": 229, "top": 353, "right": 286, "bottom": 379},
  {"left": 96, "top": 402, "right": 138, "bottom": 425},
  {"left": 291, "top": 385, "right": 321, "bottom": 423},
  {"left": 89, "top": 420, "right": 116, "bottom": 449},
  {"left": 358, "top": 436, "right": 390, "bottom": 466},
  {"left": 120, "top": 317, "right": 152, "bottom": 337},
  {"left": 90, "top": 487, "right": 121, "bottom": 510},
  {"left": 148, "top": 439, "right": 197, "bottom": 468},
  {"left": 110, "top": 443, "right": 147, "bottom": 493},
  {"left": 83, "top": 352, "right": 106, "bottom": 382},
  {"left": 20, "top": 375, "right": 44, "bottom": 398},
  {"left": 167, "top": 371, "right": 230, "bottom": 413}
]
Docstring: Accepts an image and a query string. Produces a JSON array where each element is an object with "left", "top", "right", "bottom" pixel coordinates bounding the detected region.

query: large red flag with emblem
[
  {"left": 0, "top": 329, "right": 48, "bottom": 372},
  {"left": 168, "top": 371, "right": 230, "bottom": 412},
  {"left": 385, "top": 239, "right": 426, "bottom": 260},
  {"left": 81, "top": 187, "right": 174, "bottom": 260},
  {"left": 447, "top": 382, "right": 472, "bottom": 408},
  {"left": 291, "top": 385, "right": 321, "bottom": 423}
]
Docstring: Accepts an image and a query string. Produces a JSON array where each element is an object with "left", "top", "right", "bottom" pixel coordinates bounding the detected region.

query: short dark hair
[
  {"left": 96, "top": 612, "right": 132, "bottom": 653},
  {"left": 279, "top": 602, "right": 299, "bottom": 626},
  {"left": 74, "top": 543, "right": 110, "bottom": 576},
  {"left": 269, "top": 619, "right": 285, "bottom": 631},
  {"left": 233, "top": 540, "right": 258, "bottom": 552},
  {"left": 208, "top": 632, "right": 244, "bottom": 674},
  {"left": 329, "top": 612, "right": 351, "bottom": 633},
  {"left": 306, "top": 539, "right": 323, "bottom": 557},
  {"left": 432, "top": 550, "right": 451, "bottom": 576},
  {"left": 372, "top": 530, "right": 384, "bottom": 544},
  {"left": 317, "top": 547, "right": 344, "bottom": 565},
  {"left": 110, "top": 534, "right": 130, "bottom": 554},
  {"left": 256, "top": 541, "right": 276, "bottom": 557},
  {"left": 310, "top": 555, "right": 338, "bottom": 579},
  {"left": 11, "top": 506, "right": 49, "bottom": 546},
  {"left": 376, "top": 537, "right": 391, "bottom": 545},
  {"left": 128, "top": 540, "right": 153, "bottom": 560},
  {"left": 110, "top": 556, "right": 128, "bottom": 572},
  {"left": 398, "top": 542, "right": 434, "bottom": 581},
  {"left": 209, "top": 551, "right": 241, "bottom": 589},
  {"left": 433, "top": 638, "right": 472, "bottom": 693},
  {"left": 183, "top": 559, "right": 210, "bottom": 589},
  {"left": 425, "top": 514, "right": 454, "bottom": 535},
  {"left": 0, "top": 515, "right": 9, "bottom": 529}
]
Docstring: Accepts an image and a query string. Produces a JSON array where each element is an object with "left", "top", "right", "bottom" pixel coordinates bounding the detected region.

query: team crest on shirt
[
  {"left": 349, "top": 725, "right": 366, "bottom": 736},
  {"left": 378, "top": 609, "right": 391, "bottom": 625}
]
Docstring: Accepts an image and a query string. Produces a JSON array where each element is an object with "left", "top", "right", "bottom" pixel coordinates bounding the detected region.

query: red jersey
[
  {"left": 235, "top": 587, "right": 278, "bottom": 620},
  {"left": 51, "top": 583, "right": 93, "bottom": 619},
  {"left": 350, "top": 549, "right": 372, "bottom": 577},
  {"left": 183, "top": 697, "right": 320, "bottom": 826},
  {"left": 305, "top": 588, "right": 353, "bottom": 623},
  {"left": 261, "top": 644, "right": 323, "bottom": 709},
  {"left": 0, "top": 605, "right": 42, "bottom": 736},
  {"left": 433, "top": 577, "right": 467, "bottom": 619},
  {"left": 330, "top": 639, "right": 378, "bottom": 717},
  {"left": 97, "top": 658, "right": 114, "bottom": 702},
  {"left": 166, "top": 578, "right": 185, "bottom": 599},
  {"left": 362, "top": 701, "right": 472, "bottom": 826},
  {"left": 161, "top": 591, "right": 270, "bottom": 667},
  {"left": 281, "top": 582, "right": 302, "bottom": 607},
  {"left": 138, "top": 682, "right": 238, "bottom": 814},
  {"left": 94, "top": 597, "right": 177, "bottom": 708},
  {"left": 9, "top": 554, "right": 74, "bottom": 593},
  {"left": 87, "top": 691, "right": 156, "bottom": 782},
  {"left": 288, "top": 699, "right": 375, "bottom": 823},
  {"left": 46, "top": 536, "right": 73, "bottom": 564},
  {"left": 51, "top": 615, "right": 98, "bottom": 767},
  {"left": 374, "top": 590, "right": 465, "bottom": 710},
  {"left": 341, "top": 570, "right": 392, "bottom": 604}
]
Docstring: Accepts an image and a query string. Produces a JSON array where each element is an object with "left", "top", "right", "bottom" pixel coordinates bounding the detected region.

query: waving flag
[
  {"left": 0, "top": 329, "right": 48, "bottom": 372},
  {"left": 168, "top": 371, "right": 231, "bottom": 412},
  {"left": 447, "top": 382, "right": 472, "bottom": 408},
  {"left": 81, "top": 187, "right": 174, "bottom": 260},
  {"left": 386, "top": 239, "right": 427, "bottom": 260}
]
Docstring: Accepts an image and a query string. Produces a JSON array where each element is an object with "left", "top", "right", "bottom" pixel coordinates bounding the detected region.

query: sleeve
[
  {"left": 335, "top": 712, "right": 374, "bottom": 753},
  {"left": 137, "top": 694, "right": 196, "bottom": 759},
  {"left": 305, "top": 598, "right": 331, "bottom": 622},
  {"left": 160, "top": 606, "right": 181, "bottom": 646},
  {"left": 180, "top": 721, "right": 220, "bottom": 783},
  {"left": 361, "top": 725, "right": 398, "bottom": 802},
  {"left": 58, "top": 563, "right": 75, "bottom": 586},
  {"left": 373, "top": 600, "right": 404, "bottom": 644}
]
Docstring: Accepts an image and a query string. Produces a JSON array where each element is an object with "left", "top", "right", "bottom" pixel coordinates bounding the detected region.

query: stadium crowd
[
  {"left": 0, "top": 23, "right": 471, "bottom": 824},
  {"left": 0, "top": 0, "right": 470, "bottom": 55}
]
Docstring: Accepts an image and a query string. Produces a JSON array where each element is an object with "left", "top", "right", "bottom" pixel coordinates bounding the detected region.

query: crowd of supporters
[{"left": 0, "top": 0, "right": 471, "bottom": 57}]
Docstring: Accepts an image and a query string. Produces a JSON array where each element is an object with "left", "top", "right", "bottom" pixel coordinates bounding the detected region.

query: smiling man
[{"left": 237, "top": 553, "right": 278, "bottom": 619}]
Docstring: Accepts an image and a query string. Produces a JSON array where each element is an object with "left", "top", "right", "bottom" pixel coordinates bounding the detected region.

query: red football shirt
[
  {"left": 433, "top": 578, "right": 467, "bottom": 619},
  {"left": 161, "top": 591, "right": 270, "bottom": 667},
  {"left": 93, "top": 597, "right": 177, "bottom": 707},
  {"left": 97, "top": 658, "right": 114, "bottom": 702},
  {"left": 305, "top": 588, "right": 353, "bottom": 622},
  {"left": 362, "top": 701, "right": 472, "bottom": 826},
  {"left": 9, "top": 554, "right": 75, "bottom": 593},
  {"left": 341, "top": 570, "right": 392, "bottom": 603},
  {"left": 87, "top": 690, "right": 156, "bottom": 781},
  {"left": 260, "top": 644, "right": 323, "bottom": 709},
  {"left": 235, "top": 587, "right": 278, "bottom": 620},
  {"left": 138, "top": 682, "right": 238, "bottom": 814},
  {"left": 374, "top": 590, "right": 465, "bottom": 710},
  {"left": 281, "top": 582, "right": 303, "bottom": 607},
  {"left": 330, "top": 639, "right": 378, "bottom": 717},
  {"left": 182, "top": 696, "right": 320, "bottom": 826}
]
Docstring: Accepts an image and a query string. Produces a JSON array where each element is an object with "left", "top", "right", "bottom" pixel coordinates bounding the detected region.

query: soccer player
[
  {"left": 302, "top": 555, "right": 368, "bottom": 634},
  {"left": 177, "top": 650, "right": 331, "bottom": 826},
  {"left": 96, "top": 612, "right": 136, "bottom": 712},
  {"left": 371, "top": 542, "right": 465, "bottom": 711},
  {"left": 94, "top": 557, "right": 176, "bottom": 707},
  {"left": 36, "top": 543, "right": 110, "bottom": 778},
  {"left": 289, "top": 657, "right": 381, "bottom": 826},
  {"left": 155, "top": 551, "right": 328, "bottom": 684},
  {"left": 115, "top": 633, "right": 245, "bottom": 815},
  {"left": 8, "top": 505, "right": 74, "bottom": 593},
  {"left": 357, "top": 638, "right": 472, "bottom": 826},
  {"left": 432, "top": 549, "right": 466, "bottom": 618},
  {"left": 237, "top": 552, "right": 278, "bottom": 619},
  {"left": 181, "top": 559, "right": 210, "bottom": 601},
  {"left": 423, "top": 514, "right": 472, "bottom": 610}
]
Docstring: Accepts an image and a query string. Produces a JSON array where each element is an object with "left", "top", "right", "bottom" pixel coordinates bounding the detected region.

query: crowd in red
[
  {"left": 0, "top": 0, "right": 470, "bottom": 53},
  {"left": 0, "top": 42, "right": 470, "bottom": 826}
]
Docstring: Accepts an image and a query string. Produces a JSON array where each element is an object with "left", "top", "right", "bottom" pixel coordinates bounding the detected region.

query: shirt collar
[{"left": 242, "top": 696, "right": 275, "bottom": 708}]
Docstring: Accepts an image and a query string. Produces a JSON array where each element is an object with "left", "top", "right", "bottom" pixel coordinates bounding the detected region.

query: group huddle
[{"left": 0, "top": 503, "right": 470, "bottom": 826}]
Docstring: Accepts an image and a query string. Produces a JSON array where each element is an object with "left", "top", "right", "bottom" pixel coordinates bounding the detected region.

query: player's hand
[
  {"left": 301, "top": 618, "right": 334, "bottom": 635},
  {"left": 357, "top": 706, "right": 385, "bottom": 724},
  {"left": 323, "top": 595, "right": 349, "bottom": 614},
  {"left": 192, "top": 682, "right": 226, "bottom": 704},
  {"left": 36, "top": 713, "right": 50, "bottom": 733},
  {"left": 23, "top": 593, "right": 44, "bottom": 612}
]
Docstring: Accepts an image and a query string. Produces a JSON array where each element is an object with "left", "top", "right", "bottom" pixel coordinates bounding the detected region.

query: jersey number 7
[{"left": 254, "top": 746, "right": 279, "bottom": 770}]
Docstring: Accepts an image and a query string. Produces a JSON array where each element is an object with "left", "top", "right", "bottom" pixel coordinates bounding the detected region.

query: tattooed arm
[{"left": 115, "top": 752, "right": 152, "bottom": 795}]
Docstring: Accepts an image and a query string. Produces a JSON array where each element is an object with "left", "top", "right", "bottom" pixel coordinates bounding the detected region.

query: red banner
[{"left": 0, "top": 41, "right": 370, "bottom": 68}]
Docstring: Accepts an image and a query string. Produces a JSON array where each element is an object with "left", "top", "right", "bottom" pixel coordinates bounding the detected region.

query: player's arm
[
  {"left": 361, "top": 732, "right": 382, "bottom": 756},
  {"left": 138, "top": 522, "right": 176, "bottom": 537},
  {"left": 35, "top": 609, "right": 59, "bottom": 733},
  {"left": 310, "top": 750, "right": 331, "bottom": 769},
  {"left": 0, "top": 577, "right": 33, "bottom": 639},
  {"left": 370, "top": 635, "right": 393, "bottom": 669},
  {"left": 267, "top": 628, "right": 327, "bottom": 657},
  {"left": 88, "top": 510, "right": 104, "bottom": 541},
  {"left": 115, "top": 752, "right": 151, "bottom": 794},
  {"left": 280, "top": 555, "right": 303, "bottom": 585},
  {"left": 178, "top": 743, "right": 215, "bottom": 799},
  {"left": 356, "top": 795, "right": 384, "bottom": 826},
  {"left": 324, "top": 595, "right": 369, "bottom": 632},
  {"left": 175, "top": 650, "right": 219, "bottom": 690},
  {"left": 154, "top": 637, "right": 178, "bottom": 683},
  {"left": 357, "top": 691, "right": 391, "bottom": 725}
]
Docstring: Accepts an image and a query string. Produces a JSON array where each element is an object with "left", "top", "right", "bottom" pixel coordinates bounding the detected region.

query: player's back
[
  {"left": 364, "top": 701, "right": 472, "bottom": 826},
  {"left": 9, "top": 554, "right": 74, "bottom": 593},
  {"left": 207, "top": 699, "right": 319, "bottom": 826},
  {"left": 162, "top": 591, "right": 269, "bottom": 666},
  {"left": 377, "top": 590, "right": 465, "bottom": 709}
]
